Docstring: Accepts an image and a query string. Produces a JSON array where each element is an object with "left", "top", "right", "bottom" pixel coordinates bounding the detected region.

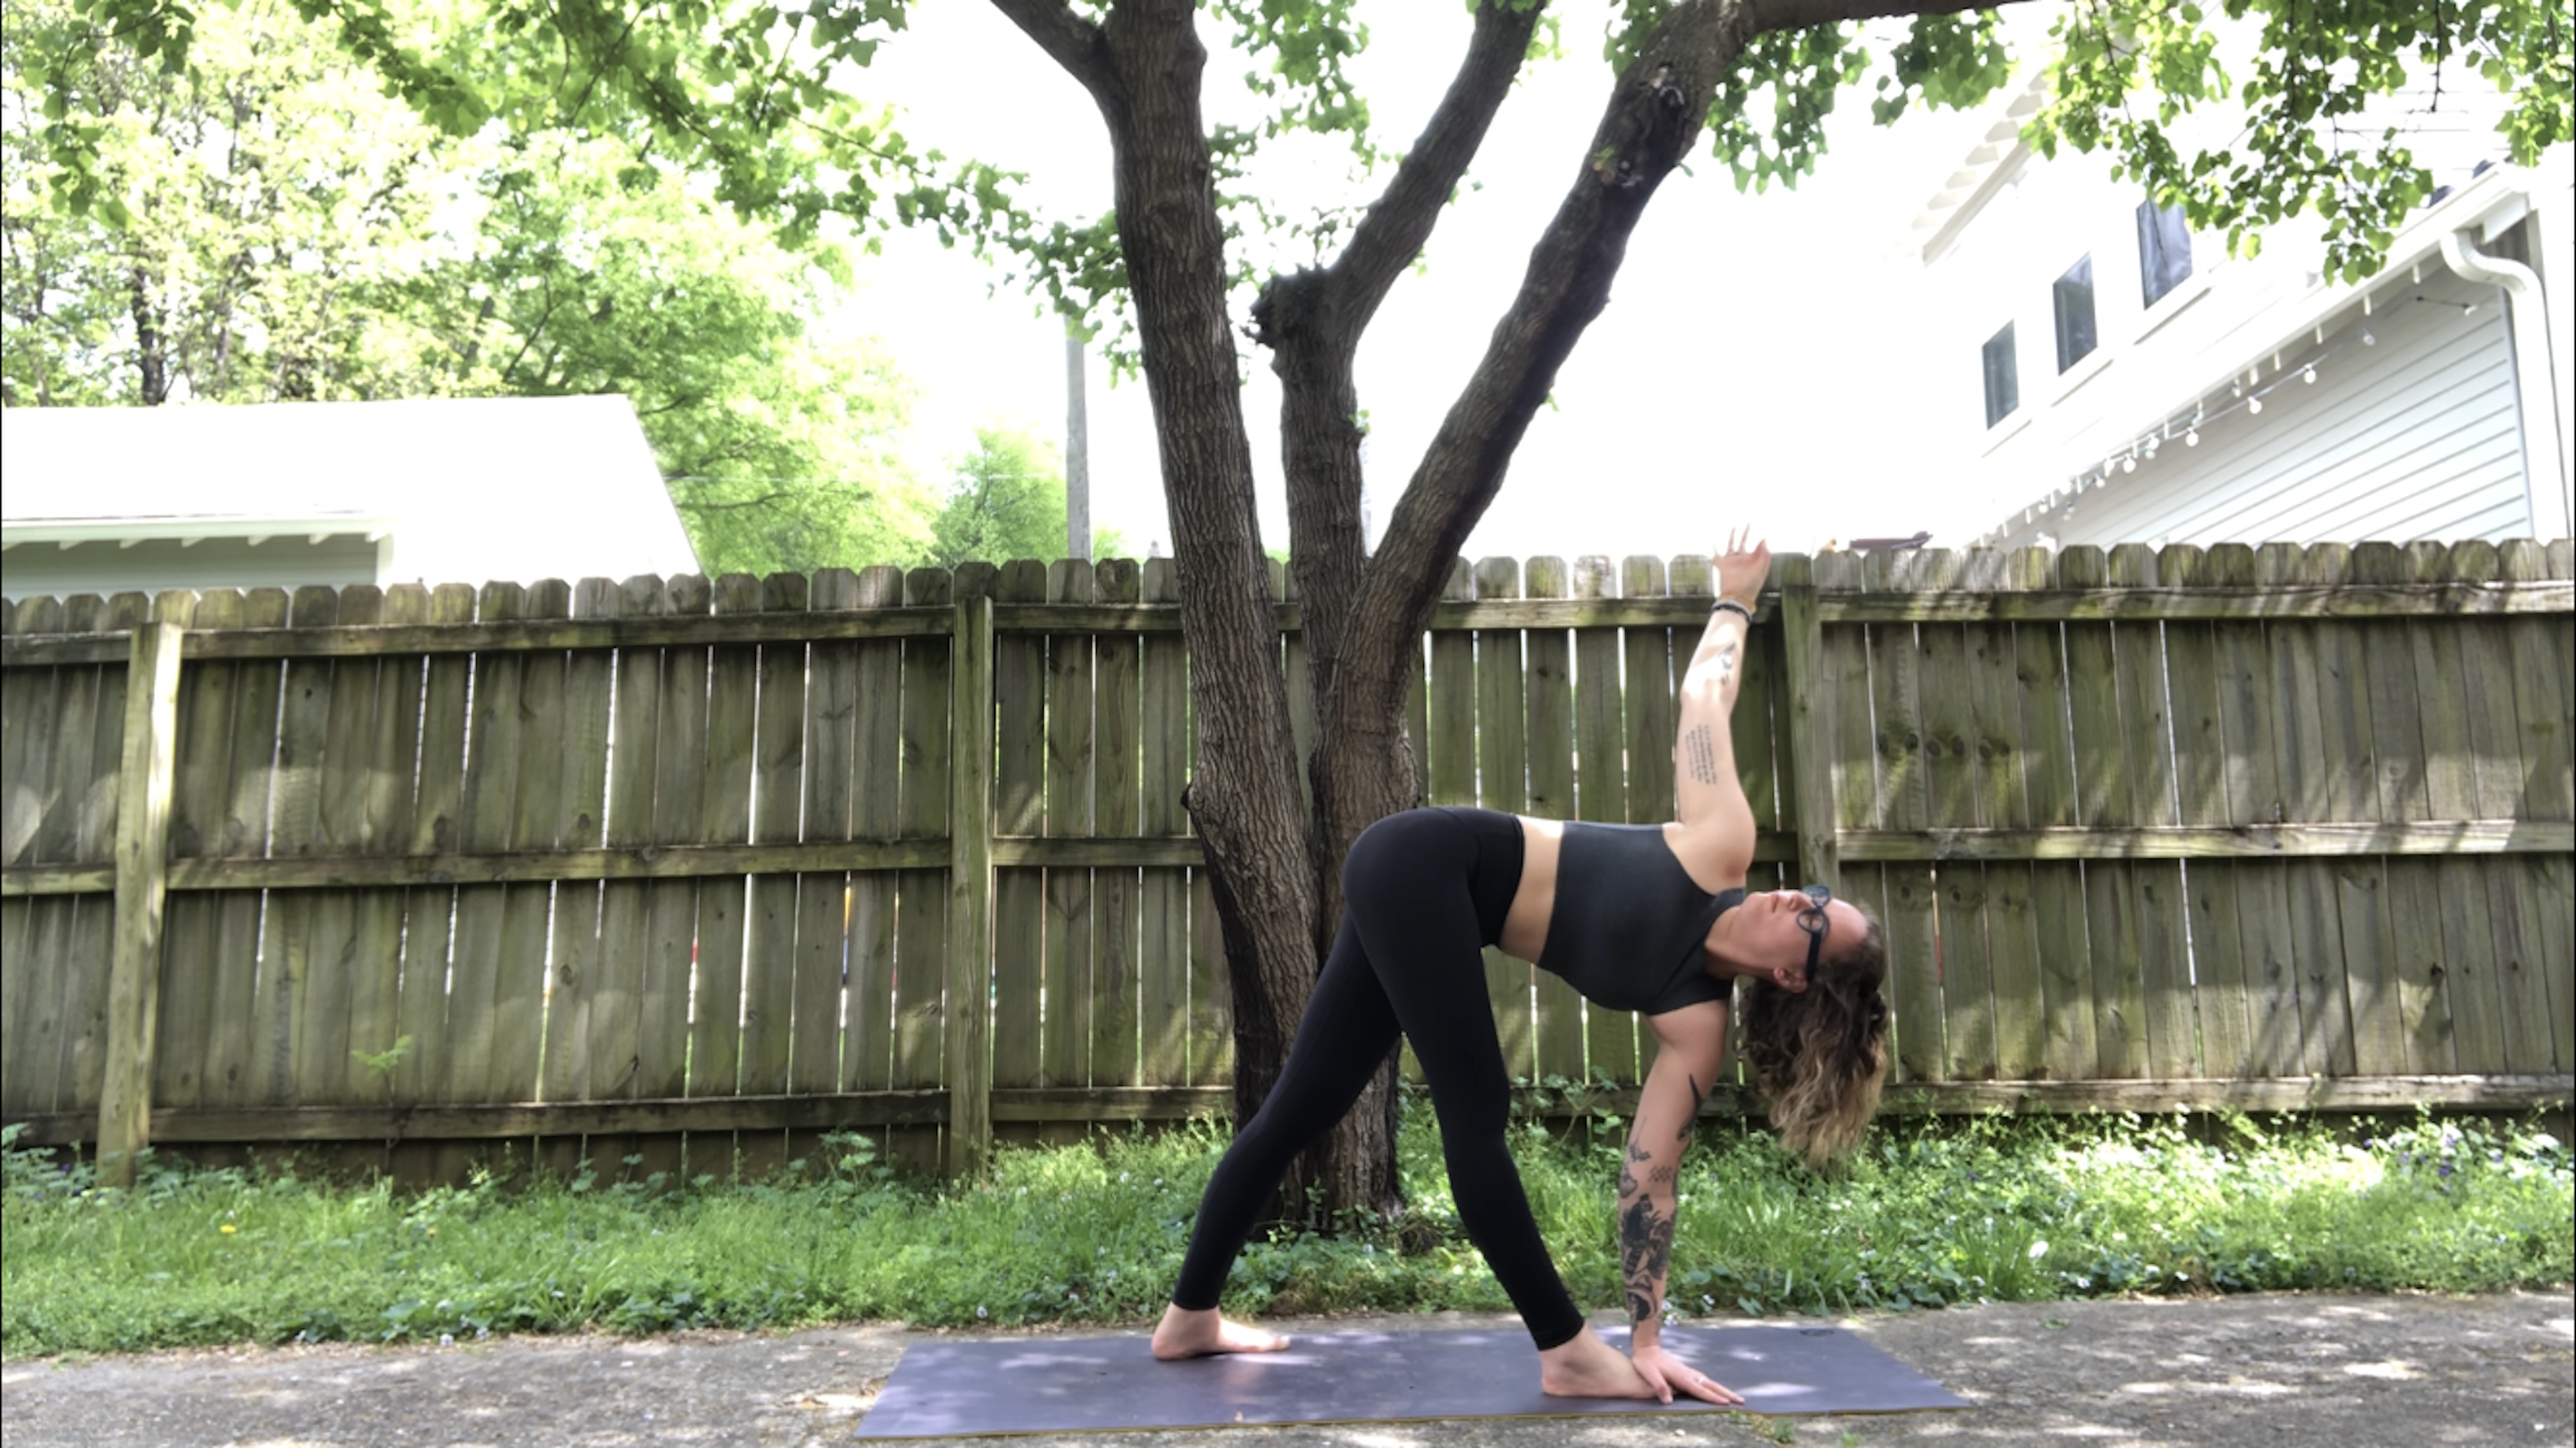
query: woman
[{"left": 1151, "top": 531, "right": 1892, "bottom": 1404}]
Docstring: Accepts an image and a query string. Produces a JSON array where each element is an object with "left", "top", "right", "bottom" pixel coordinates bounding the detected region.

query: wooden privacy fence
[{"left": 2, "top": 541, "right": 2571, "bottom": 1184}]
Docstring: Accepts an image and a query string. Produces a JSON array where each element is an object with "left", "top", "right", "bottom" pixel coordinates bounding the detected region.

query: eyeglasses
[{"left": 1796, "top": 884, "right": 1833, "bottom": 979}]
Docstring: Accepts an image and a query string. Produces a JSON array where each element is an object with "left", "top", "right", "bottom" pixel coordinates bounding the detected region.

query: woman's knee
[{"left": 1441, "top": 1131, "right": 1534, "bottom": 1228}]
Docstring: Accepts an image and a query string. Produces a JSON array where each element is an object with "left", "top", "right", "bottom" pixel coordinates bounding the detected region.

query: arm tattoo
[
  {"left": 1619, "top": 1194, "right": 1676, "bottom": 1326},
  {"left": 1683, "top": 725, "right": 1719, "bottom": 785}
]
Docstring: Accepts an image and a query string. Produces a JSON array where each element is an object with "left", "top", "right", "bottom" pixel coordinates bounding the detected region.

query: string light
[{"left": 2019, "top": 287, "right": 2442, "bottom": 535}]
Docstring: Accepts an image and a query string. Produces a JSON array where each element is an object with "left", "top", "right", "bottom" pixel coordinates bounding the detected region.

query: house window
[
  {"left": 2053, "top": 256, "right": 2097, "bottom": 373},
  {"left": 1982, "top": 323, "right": 2019, "bottom": 429},
  {"left": 2137, "top": 199, "right": 2194, "bottom": 306}
]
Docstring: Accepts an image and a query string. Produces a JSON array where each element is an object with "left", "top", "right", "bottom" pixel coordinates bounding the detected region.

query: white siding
[{"left": 2005, "top": 266, "right": 2530, "bottom": 548}]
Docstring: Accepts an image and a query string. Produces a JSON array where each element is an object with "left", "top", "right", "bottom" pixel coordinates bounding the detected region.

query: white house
[
  {"left": 1905, "top": 64, "right": 2573, "bottom": 552},
  {"left": 0, "top": 394, "right": 701, "bottom": 600}
]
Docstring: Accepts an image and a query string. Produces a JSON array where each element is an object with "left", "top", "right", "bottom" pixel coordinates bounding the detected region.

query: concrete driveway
[{"left": 4, "top": 1291, "right": 2568, "bottom": 1446}]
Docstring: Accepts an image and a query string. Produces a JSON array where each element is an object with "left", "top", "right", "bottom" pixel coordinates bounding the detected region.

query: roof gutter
[{"left": 2440, "top": 227, "right": 2573, "bottom": 539}]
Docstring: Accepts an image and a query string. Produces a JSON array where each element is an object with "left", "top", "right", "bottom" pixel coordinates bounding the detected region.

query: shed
[{"left": 1, "top": 395, "right": 699, "bottom": 600}]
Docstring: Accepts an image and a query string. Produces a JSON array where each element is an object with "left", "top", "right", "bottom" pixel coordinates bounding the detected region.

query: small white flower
[{"left": 977, "top": 1306, "right": 987, "bottom": 1319}]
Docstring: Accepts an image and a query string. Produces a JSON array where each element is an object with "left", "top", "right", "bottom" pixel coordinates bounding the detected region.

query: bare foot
[
  {"left": 1150, "top": 1304, "right": 1290, "bottom": 1360},
  {"left": 1538, "top": 1327, "right": 1658, "bottom": 1399}
]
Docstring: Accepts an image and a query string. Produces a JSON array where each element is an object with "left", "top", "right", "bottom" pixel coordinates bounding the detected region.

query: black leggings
[{"left": 1169, "top": 806, "right": 1586, "bottom": 1349}]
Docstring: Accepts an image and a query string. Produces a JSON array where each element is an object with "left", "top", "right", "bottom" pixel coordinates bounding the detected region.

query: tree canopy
[
  {"left": 1, "top": 0, "right": 938, "bottom": 578},
  {"left": 926, "top": 424, "right": 1128, "bottom": 569}
]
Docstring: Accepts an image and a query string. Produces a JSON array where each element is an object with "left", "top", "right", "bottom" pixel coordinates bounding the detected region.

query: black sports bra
[{"left": 1537, "top": 822, "right": 1739, "bottom": 1015}]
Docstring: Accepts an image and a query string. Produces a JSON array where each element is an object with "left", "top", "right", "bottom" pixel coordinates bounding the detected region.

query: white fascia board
[
  {"left": 1988, "top": 164, "right": 2542, "bottom": 526},
  {"left": 0, "top": 516, "right": 398, "bottom": 547}
]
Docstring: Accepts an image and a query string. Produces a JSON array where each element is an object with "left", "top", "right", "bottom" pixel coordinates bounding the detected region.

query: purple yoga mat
[{"left": 857, "top": 1323, "right": 1970, "bottom": 1439}]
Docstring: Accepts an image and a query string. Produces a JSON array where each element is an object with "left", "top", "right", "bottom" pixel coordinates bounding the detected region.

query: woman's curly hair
[{"left": 1738, "top": 902, "right": 1890, "bottom": 1170}]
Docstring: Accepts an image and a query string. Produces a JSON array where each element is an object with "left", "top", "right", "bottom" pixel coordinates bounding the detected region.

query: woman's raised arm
[{"left": 1671, "top": 530, "right": 1769, "bottom": 859}]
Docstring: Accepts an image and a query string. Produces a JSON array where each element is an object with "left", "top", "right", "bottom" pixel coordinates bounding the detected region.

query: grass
[{"left": 2, "top": 1107, "right": 2567, "bottom": 1357}]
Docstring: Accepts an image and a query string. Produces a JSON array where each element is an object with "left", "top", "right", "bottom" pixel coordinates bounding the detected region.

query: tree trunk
[
  {"left": 1073, "top": 2, "right": 1350, "bottom": 1215},
  {"left": 128, "top": 263, "right": 169, "bottom": 404}
]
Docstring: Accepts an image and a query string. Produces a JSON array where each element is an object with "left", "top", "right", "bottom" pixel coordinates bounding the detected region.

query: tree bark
[{"left": 994, "top": 0, "right": 1335, "bottom": 1211}]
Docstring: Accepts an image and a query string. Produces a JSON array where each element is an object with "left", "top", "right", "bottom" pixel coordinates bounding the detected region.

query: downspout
[{"left": 2440, "top": 227, "right": 2573, "bottom": 539}]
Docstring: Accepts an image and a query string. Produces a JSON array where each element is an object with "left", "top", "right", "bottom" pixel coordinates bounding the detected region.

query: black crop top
[{"left": 1538, "top": 822, "right": 1741, "bottom": 1015}]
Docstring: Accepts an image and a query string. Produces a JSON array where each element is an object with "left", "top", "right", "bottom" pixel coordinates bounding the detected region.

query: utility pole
[{"left": 1065, "top": 325, "right": 1090, "bottom": 561}]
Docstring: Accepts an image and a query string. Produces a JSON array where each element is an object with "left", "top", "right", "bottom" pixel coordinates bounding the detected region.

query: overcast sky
[{"left": 840, "top": 3, "right": 2045, "bottom": 562}]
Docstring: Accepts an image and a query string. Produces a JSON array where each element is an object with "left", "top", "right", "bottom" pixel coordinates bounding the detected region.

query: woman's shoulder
[{"left": 1661, "top": 820, "right": 1751, "bottom": 895}]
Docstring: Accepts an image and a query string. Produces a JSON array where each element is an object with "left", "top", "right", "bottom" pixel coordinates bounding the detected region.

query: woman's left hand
[
  {"left": 1631, "top": 1340, "right": 1744, "bottom": 1406},
  {"left": 1713, "top": 526, "right": 1770, "bottom": 608}
]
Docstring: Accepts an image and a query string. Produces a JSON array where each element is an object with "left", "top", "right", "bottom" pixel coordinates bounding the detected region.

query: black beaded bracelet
[{"left": 1709, "top": 598, "right": 1754, "bottom": 624}]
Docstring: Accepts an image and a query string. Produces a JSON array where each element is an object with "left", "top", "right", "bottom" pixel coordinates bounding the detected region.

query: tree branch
[
  {"left": 1325, "top": 0, "right": 1544, "bottom": 333},
  {"left": 1744, "top": 0, "right": 2029, "bottom": 30},
  {"left": 672, "top": 490, "right": 798, "bottom": 514},
  {"left": 986, "top": 0, "right": 1118, "bottom": 105},
  {"left": 1354, "top": 0, "right": 1741, "bottom": 693}
]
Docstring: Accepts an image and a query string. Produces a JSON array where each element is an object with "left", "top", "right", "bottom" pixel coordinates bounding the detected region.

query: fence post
[
  {"left": 945, "top": 594, "right": 997, "bottom": 1178},
  {"left": 97, "top": 620, "right": 184, "bottom": 1186},
  {"left": 1774, "top": 555, "right": 1841, "bottom": 892}
]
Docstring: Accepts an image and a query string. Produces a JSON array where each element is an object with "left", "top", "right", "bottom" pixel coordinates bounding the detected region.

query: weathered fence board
[
  {"left": 1050, "top": 561, "right": 1114, "bottom": 1093},
  {"left": 635, "top": 573, "right": 711, "bottom": 1184},
  {"left": 688, "top": 573, "right": 761, "bottom": 1170},
  {"left": 890, "top": 567, "right": 953, "bottom": 1176},
  {"left": 1474, "top": 557, "right": 1535, "bottom": 1081},
  {"left": 844, "top": 566, "right": 906, "bottom": 1107},
  {"left": 992, "top": 561, "right": 1049, "bottom": 1119},
  {"left": 1521, "top": 557, "right": 1587, "bottom": 1087},
  {"left": 1571, "top": 555, "right": 1640, "bottom": 1083},
  {"left": 1095, "top": 559, "right": 1149, "bottom": 1127}
]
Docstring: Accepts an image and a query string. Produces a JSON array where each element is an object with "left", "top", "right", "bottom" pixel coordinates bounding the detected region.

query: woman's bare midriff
[
  {"left": 1505, "top": 816, "right": 1748, "bottom": 967},
  {"left": 1499, "top": 818, "right": 1563, "bottom": 962}
]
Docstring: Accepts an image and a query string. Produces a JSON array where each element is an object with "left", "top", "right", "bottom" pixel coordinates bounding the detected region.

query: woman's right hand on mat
[{"left": 1631, "top": 1340, "right": 1746, "bottom": 1406}]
